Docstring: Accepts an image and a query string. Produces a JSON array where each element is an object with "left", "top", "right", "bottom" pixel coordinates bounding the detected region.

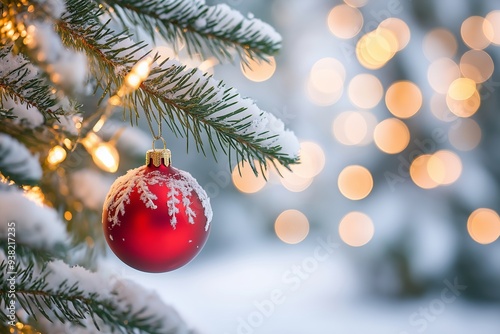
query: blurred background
[{"left": 98, "top": 0, "right": 500, "bottom": 333}]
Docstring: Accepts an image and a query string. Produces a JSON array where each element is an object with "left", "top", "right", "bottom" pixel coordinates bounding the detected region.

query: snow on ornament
[{"left": 102, "top": 146, "right": 212, "bottom": 273}]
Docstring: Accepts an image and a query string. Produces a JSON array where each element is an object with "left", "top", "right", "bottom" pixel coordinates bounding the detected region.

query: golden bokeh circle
[
  {"left": 467, "top": 208, "right": 500, "bottom": 245},
  {"left": 339, "top": 211, "right": 374, "bottom": 247},
  {"left": 338, "top": 165, "right": 373, "bottom": 200}
]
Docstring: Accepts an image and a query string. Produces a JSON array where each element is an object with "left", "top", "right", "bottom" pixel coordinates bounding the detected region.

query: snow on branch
[
  {"left": 0, "top": 188, "right": 67, "bottom": 249},
  {"left": 142, "top": 57, "right": 300, "bottom": 166},
  {"left": 0, "top": 46, "right": 64, "bottom": 121},
  {"left": 0, "top": 134, "right": 42, "bottom": 185},
  {"left": 0, "top": 257, "right": 193, "bottom": 333},
  {"left": 58, "top": 3, "right": 299, "bottom": 169},
  {"left": 102, "top": 0, "right": 281, "bottom": 60}
]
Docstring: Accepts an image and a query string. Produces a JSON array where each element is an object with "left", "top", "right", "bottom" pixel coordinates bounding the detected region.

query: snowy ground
[{"left": 112, "top": 240, "right": 500, "bottom": 334}]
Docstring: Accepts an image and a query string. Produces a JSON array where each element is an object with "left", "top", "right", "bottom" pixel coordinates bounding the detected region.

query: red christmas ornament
[{"left": 102, "top": 148, "right": 212, "bottom": 273}]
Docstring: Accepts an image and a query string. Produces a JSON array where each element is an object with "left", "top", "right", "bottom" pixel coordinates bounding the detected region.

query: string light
[
  {"left": 88, "top": 57, "right": 154, "bottom": 134},
  {"left": 22, "top": 186, "right": 45, "bottom": 206},
  {"left": 81, "top": 133, "right": 120, "bottom": 173},
  {"left": 92, "top": 143, "right": 120, "bottom": 173},
  {"left": 46, "top": 145, "right": 67, "bottom": 167},
  {"left": 119, "top": 57, "right": 154, "bottom": 95}
]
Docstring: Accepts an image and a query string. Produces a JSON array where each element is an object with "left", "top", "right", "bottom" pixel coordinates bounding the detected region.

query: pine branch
[
  {"left": 100, "top": 0, "right": 281, "bottom": 62},
  {"left": 0, "top": 47, "right": 65, "bottom": 122},
  {"left": 0, "top": 108, "right": 16, "bottom": 120},
  {"left": 57, "top": 1, "right": 298, "bottom": 171},
  {"left": 0, "top": 241, "right": 58, "bottom": 267},
  {"left": 0, "top": 261, "right": 171, "bottom": 333}
]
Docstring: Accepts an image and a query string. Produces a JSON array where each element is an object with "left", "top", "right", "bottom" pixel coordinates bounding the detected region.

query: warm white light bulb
[
  {"left": 92, "top": 143, "right": 119, "bottom": 173},
  {"left": 46, "top": 145, "right": 67, "bottom": 166},
  {"left": 134, "top": 57, "right": 153, "bottom": 80}
]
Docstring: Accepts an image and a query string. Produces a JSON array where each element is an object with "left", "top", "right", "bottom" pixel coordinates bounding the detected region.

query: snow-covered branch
[{"left": 102, "top": 0, "right": 281, "bottom": 61}]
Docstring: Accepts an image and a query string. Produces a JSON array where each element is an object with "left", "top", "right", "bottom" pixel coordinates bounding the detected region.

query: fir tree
[{"left": 0, "top": 0, "right": 299, "bottom": 332}]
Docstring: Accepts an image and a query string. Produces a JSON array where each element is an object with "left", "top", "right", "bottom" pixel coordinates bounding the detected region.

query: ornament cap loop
[
  {"left": 152, "top": 137, "right": 167, "bottom": 150},
  {"left": 146, "top": 149, "right": 171, "bottom": 167}
]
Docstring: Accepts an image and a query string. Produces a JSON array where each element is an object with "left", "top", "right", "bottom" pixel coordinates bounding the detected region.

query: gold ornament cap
[{"left": 146, "top": 149, "right": 171, "bottom": 167}]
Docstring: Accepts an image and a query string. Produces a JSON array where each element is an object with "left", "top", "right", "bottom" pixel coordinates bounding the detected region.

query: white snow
[
  {"left": 112, "top": 278, "right": 193, "bottom": 333},
  {"left": 37, "top": 259, "right": 193, "bottom": 333},
  {"left": 39, "top": 0, "right": 66, "bottom": 20},
  {"left": 0, "top": 188, "right": 67, "bottom": 249},
  {"left": 151, "top": 0, "right": 283, "bottom": 51},
  {"left": 0, "top": 48, "right": 79, "bottom": 127},
  {"left": 70, "top": 169, "right": 114, "bottom": 211},
  {"left": 198, "top": 4, "right": 281, "bottom": 45},
  {"left": 45, "top": 260, "right": 112, "bottom": 299},
  {"left": 0, "top": 133, "right": 42, "bottom": 183},
  {"left": 25, "top": 20, "right": 88, "bottom": 93},
  {"left": 104, "top": 165, "right": 212, "bottom": 230},
  {"left": 1, "top": 97, "right": 44, "bottom": 128}
]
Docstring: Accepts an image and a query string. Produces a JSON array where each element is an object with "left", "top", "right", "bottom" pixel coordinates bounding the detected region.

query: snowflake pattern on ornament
[{"left": 104, "top": 166, "right": 212, "bottom": 230}]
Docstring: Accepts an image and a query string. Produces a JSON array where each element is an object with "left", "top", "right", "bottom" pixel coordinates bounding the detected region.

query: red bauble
[{"left": 102, "top": 149, "right": 212, "bottom": 273}]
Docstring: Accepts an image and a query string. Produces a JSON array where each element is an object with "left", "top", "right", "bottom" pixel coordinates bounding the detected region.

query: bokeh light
[
  {"left": 460, "top": 50, "right": 494, "bottom": 83},
  {"left": 427, "top": 58, "right": 460, "bottom": 94},
  {"left": 379, "top": 18, "right": 411, "bottom": 51},
  {"left": 292, "top": 141, "right": 326, "bottom": 178},
  {"left": 46, "top": 145, "right": 67, "bottom": 166},
  {"left": 307, "top": 57, "right": 345, "bottom": 106},
  {"left": 343, "top": 0, "right": 368, "bottom": 7},
  {"left": 348, "top": 73, "right": 383, "bottom": 109},
  {"left": 448, "top": 118, "right": 482, "bottom": 151},
  {"left": 339, "top": 211, "right": 374, "bottom": 247},
  {"left": 430, "top": 93, "right": 456, "bottom": 122},
  {"left": 427, "top": 150, "right": 462, "bottom": 185},
  {"left": 275, "top": 209, "right": 310, "bottom": 244},
  {"left": 385, "top": 81, "right": 422, "bottom": 118},
  {"left": 356, "top": 29, "right": 397, "bottom": 69},
  {"left": 241, "top": 56, "right": 276, "bottom": 82},
  {"left": 446, "top": 87, "right": 480, "bottom": 118},
  {"left": 327, "top": 4, "right": 364, "bottom": 39},
  {"left": 232, "top": 160, "right": 269, "bottom": 193},
  {"left": 309, "top": 57, "right": 346, "bottom": 88},
  {"left": 447, "top": 77, "right": 476, "bottom": 101},
  {"left": 467, "top": 208, "right": 500, "bottom": 244},
  {"left": 461, "top": 16, "right": 494, "bottom": 50},
  {"left": 485, "top": 10, "right": 500, "bottom": 45},
  {"left": 410, "top": 154, "right": 439, "bottom": 189},
  {"left": 275, "top": 164, "right": 314, "bottom": 192},
  {"left": 338, "top": 165, "right": 373, "bottom": 200},
  {"left": 333, "top": 111, "right": 377, "bottom": 146},
  {"left": 423, "top": 28, "right": 458, "bottom": 60},
  {"left": 373, "top": 118, "right": 410, "bottom": 154}
]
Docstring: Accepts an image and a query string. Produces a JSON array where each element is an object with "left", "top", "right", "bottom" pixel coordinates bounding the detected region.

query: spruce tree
[{"left": 0, "top": 0, "right": 298, "bottom": 332}]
